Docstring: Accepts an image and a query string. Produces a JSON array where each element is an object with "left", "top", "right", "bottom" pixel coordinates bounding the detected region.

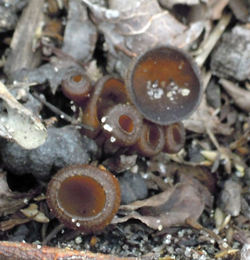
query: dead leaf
[
  {"left": 163, "top": 162, "right": 217, "bottom": 194},
  {"left": 219, "top": 79, "right": 250, "bottom": 113},
  {"left": 218, "top": 179, "right": 242, "bottom": 217},
  {"left": 62, "top": 0, "right": 97, "bottom": 62},
  {"left": 0, "top": 81, "right": 47, "bottom": 149},
  {"left": 229, "top": 0, "right": 250, "bottom": 23},
  {"left": 178, "top": 172, "right": 214, "bottom": 208},
  {"left": 82, "top": 0, "right": 204, "bottom": 75},
  {"left": 183, "top": 93, "right": 232, "bottom": 135},
  {"left": 113, "top": 183, "right": 205, "bottom": 230}
]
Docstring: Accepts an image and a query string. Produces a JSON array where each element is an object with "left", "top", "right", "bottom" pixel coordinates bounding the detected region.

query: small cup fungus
[
  {"left": 163, "top": 121, "right": 186, "bottom": 154},
  {"left": 134, "top": 120, "right": 165, "bottom": 157},
  {"left": 46, "top": 164, "right": 120, "bottom": 233},
  {"left": 61, "top": 68, "right": 92, "bottom": 106},
  {"left": 101, "top": 104, "right": 143, "bottom": 146},
  {"left": 125, "top": 45, "right": 202, "bottom": 125},
  {"left": 81, "top": 75, "right": 127, "bottom": 138},
  {"left": 96, "top": 75, "right": 128, "bottom": 118}
]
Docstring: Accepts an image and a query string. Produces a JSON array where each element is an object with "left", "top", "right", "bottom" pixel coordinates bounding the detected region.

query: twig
[
  {"left": 194, "top": 13, "right": 232, "bottom": 67},
  {"left": 32, "top": 92, "right": 95, "bottom": 132}
]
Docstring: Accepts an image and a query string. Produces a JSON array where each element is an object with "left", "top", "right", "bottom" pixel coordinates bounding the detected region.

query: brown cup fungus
[
  {"left": 46, "top": 164, "right": 120, "bottom": 233},
  {"left": 61, "top": 69, "right": 92, "bottom": 106},
  {"left": 163, "top": 121, "right": 186, "bottom": 154},
  {"left": 101, "top": 104, "right": 143, "bottom": 146},
  {"left": 125, "top": 45, "right": 202, "bottom": 125},
  {"left": 81, "top": 75, "right": 127, "bottom": 138},
  {"left": 134, "top": 120, "right": 165, "bottom": 157},
  {"left": 96, "top": 75, "right": 128, "bottom": 118}
]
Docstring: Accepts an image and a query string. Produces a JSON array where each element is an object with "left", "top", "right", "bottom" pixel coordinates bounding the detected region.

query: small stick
[{"left": 32, "top": 92, "right": 95, "bottom": 131}]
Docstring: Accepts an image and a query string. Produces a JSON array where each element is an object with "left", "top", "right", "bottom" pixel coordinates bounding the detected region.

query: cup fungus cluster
[
  {"left": 47, "top": 45, "right": 202, "bottom": 233},
  {"left": 61, "top": 45, "right": 202, "bottom": 157}
]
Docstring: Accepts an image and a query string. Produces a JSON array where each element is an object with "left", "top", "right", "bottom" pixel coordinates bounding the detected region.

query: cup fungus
[
  {"left": 61, "top": 69, "right": 92, "bottom": 106},
  {"left": 96, "top": 75, "right": 128, "bottom": 118},
  {"left": 81, "top": 75, "right": 127, "bottom": 138},
  {"left": 125, "top": 45, "right": 202, "bottom": 125},
  {"left": 101, "top": 104, "right": 143, "bottom": 146},
  {"left": 163, "top": 121, "right": 186, "bottom": 154},
  {"left": 46, "top": 164, "right": 120, "bottom": 233},
  {"left": 134, "top": 120, "right": 165, "bottom": 157}
]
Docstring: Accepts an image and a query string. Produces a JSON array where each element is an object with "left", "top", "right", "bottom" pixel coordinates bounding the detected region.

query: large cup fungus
[
  {"left": 46, "top": 164, "right": 120, "bottom": 233},
  {"left": 125, "top": 45, "right": 202, "bottom": 125}
]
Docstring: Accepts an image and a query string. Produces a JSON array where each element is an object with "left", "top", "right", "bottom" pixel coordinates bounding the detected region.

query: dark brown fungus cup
[
  {"left": 80, "top": 76, "right": 104, "bottom": 137},
  {"left": 134, "top": 120, "right": 165, "bottom": 157},
  {"left": 125, "top": 45, "right": 202, "bottom": 125},
  {"left": 61, "top": 69, "right": 92, "bottom": 106},
  {"left": 96, "top": 75, "right": 128, "bottom": 118},
  {"left": 163, "top": 121, "right": 186, "bottom": 154},
  {"left": 81, "top": 75, "right": 127, "bottom": 138},
  {"left": 46, "top": 164, "right": 120, "bottom": 233},
  {"left": 101, "top": 104, "right": 143, "bottom": 146}
]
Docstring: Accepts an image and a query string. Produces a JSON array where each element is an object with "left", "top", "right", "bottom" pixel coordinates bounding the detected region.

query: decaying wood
[{"left": 0, "top": 241, "right": 154, "bottom": 260}]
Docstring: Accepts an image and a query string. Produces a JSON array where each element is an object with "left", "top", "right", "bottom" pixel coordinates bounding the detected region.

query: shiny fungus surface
[
  {"left": 46, "top": 164, "right": 120, "bottom": 233},
  {"left": 125, "top": 45, "right": 202, "bottom": 125},
  {"left": 101, "top": 104, "right": 142, "bottom": 146}
]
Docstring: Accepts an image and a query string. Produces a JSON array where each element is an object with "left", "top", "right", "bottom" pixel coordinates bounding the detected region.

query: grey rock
[{"left": 0, "top": 125, "right": 98, "bottom": 179}]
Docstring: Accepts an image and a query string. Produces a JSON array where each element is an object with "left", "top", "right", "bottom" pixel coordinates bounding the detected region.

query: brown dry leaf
[
  {"left": 113, "top": 183, "right": 205, "bottom": 230},
  {"left": 82, "top": 0, "right": 204, "bottom": 74},
  {"left": 218, "top": 179, "right": 242, "bottom": 217},
  {"left": 219, "top": 79, "right": 250, "bottom": 113},
  {"left": 84, "top": 0, "right": 204, "bottom": 51},
  {"left": 178, "top": 172, "right": 214, "bottom": 208},
  {"left": 0, "top": 81, "right": 47, "bottom": 149},
  {"left": 163, "top": 163, "right": 217, "bottom": 194},
  {"left": 229, "top": 0, "right": 250, "bottom": 22},
  {"left": 0, "top": 172, "right": 37, "bottom": 217},
  {"left": 209, "top": 0, "right": 229, "bottom": 20},
  {"left": 62, "top": 0, "right": 97, "bottom": 62},
  {"left": 183, "top": 93, "right": 232, "bottom": 135}
]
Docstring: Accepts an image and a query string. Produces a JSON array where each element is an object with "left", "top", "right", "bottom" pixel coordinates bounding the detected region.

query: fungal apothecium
[
  {"left": 125, "top": 45, "right": 202, "bottom": 125},
  {"left": 46, "top": 164, "right": 120, "bottom": 233},
  {"left": 101, "top": 103, "right": 142, "bottom": 146},
  {"left": 61, "top": 68, "right": 92, "bottom": 107}
]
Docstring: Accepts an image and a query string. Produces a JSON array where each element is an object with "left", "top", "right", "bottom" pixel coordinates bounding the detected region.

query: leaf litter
[{"left": 0, "top": 0, "right": 250, "bottom": 259}]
